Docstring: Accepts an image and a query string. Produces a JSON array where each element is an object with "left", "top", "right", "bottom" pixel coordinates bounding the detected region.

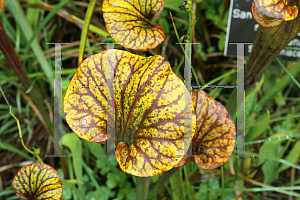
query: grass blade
[
  {"left": 78, "top": 0, "right": 96, "bottom": 65},
  {"left": 6, "top": 0, "right": 55, "bottom": 89},
  {"left": 276, "top": 57, "right": 300, "bottom": 88},
  {"left": 255, "top": 60, "right": 300, "bottom": 111},
  {"left": 0, "top": 140, "right": 36, "bottom": 162}
]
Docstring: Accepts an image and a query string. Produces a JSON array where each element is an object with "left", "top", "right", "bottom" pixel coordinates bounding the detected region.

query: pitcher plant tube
[{"left": 246, "top": 0, "right": 300, "bottom": 89}]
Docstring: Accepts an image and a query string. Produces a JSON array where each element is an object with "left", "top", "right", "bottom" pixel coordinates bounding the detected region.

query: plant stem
[
  {"left": 169, "top": 10, "right": 200, "bottom": 87},
  {"left": 188, "top": 4, "right": 200, "bottom": 87},
  {"left": 78, "top": 0, "right": 96, "bottom": 65},
  {"left": 221, "top": 166, "right": 224, "bottom": 199},
  {"left": 175, "top": 56, "right": 185, "bottom": 75},
  {"left": 136, "top": 177, "right": 151, "bottom": 200},
  {"left": 169, "top": 11, "right": 185, "bottom": 53},
  {"left": 170, "top": 168, "right": 185, "bottom": 200},
  {"left": 190, "top": 10, "right": 197, "bottom": 21},
  {"left": 183, "top": 165, "right": 192, "bottom": 200},
  {"left": 188, "top": 8, "right": 192, "bottom": 45},
  {"left": 148, "top": 168, "right": 179, "bottom": 199},
  {"left": 9, "top": 105, "right": 43, "bottom": 163}
]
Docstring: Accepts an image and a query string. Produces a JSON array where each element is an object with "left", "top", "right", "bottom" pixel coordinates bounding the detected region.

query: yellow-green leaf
[
  {"left": 192, "top": 90, "right": 236, "bottom": 169},
  {"left": 115, "top": 53, "right": 193, "bottom": 176},
  {"left": 102, "top": 0, "right": 165, "bottom": 51},
  {"left": 174, "top": 90, "right": 236, "bottom": 168},
  {"left": 64, "top": 49, "right": 193, "bottom": 176},
  {"left": 12, "top": 163, "right": 62, "bottom": 200},
  {"left": 64, "top": 50, "right": 130, "bottom": 143}
]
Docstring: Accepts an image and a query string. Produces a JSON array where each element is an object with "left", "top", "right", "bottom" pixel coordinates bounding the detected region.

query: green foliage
[
  {"left": 196, "top": 43, "right": 207, "bottom": 62},
  {"left": 246, "top": 111, "right": 270, "bottom": 142},
  {"left": 259, "top": 133, "right": 288, "bottom": 184},
  {"left": 87, "top": 186, "right": 115, "bottom": 200},
  {"left": 62, "top": 133, "right": 84, "bottom": 190},
  {"left": 218, "top": 32, "right": 226, "bottom": 51},
  {"left": 195, "top": 177, "right": 221, "bottom": 200},
  {"left": 164, "top": 0, "right": 182, "bottom": 12},
  {"left": 277, "top": 140, "right": 300, "bottom": 173},
  {"left": 273, "top": 110, "right": 299, "bottom": 136},
  {"left": 158, "top": 18, "right": 170, "bottom": 34},
  {"left": 204, "top": 4, "right": 228, "bottom": 31}
]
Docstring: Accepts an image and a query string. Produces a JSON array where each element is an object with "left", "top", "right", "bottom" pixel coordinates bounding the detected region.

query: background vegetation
[{"left": 0, "top": 0, "right": 299, "bottom": 199}]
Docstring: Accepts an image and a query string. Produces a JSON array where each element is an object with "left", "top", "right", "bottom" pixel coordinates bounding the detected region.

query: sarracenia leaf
[
  {"left": 64, "top": 50, "right": 130, "bottom": 143},
  {"left": 12, "top": 163, "right": 63, "bottom": 200},
  {"left": 175, "top": 90, "right": 236, "bottom": 169},
  {"left": 192, "top": 90, "right": 236, "bottom": 169},
  {"left": 64, "top": 49, "right": 193, "bottom": 176},
  {"left": 102, "top": 0, "right": 165, "bottom": 51},
  {"left": 245, "top": 13, "right": 300, "bottom": 88},
  {"left": 253, "top": 0, "right": 298, "bottom": 21}
]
